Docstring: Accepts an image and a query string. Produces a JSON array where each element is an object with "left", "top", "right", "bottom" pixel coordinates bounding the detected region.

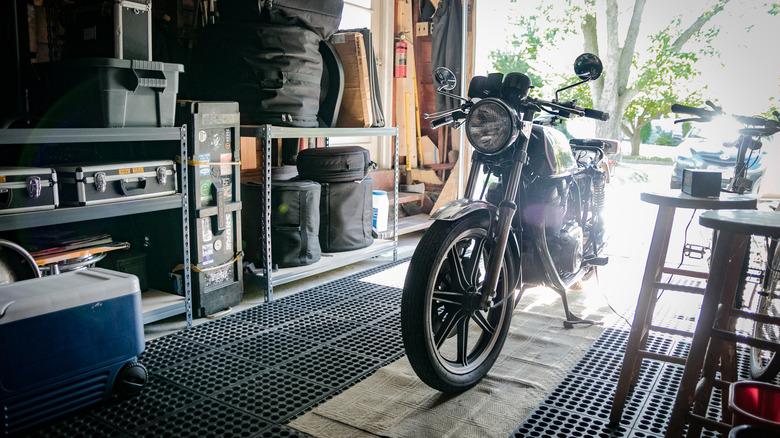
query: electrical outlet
[{"left": 416, "top": 22, "right": 429, "bottom": 37}]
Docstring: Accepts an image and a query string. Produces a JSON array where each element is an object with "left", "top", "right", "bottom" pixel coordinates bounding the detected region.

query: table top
[
  {"left": 699, "top": 209, "right": 780, "bottom": 237},
  {"left": 641, "top": 191, "right": 757, "bottom": 210}
]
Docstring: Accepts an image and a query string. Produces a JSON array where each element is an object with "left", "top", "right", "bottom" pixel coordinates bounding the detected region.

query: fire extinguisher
[{"left": 394, "top": 41, "right": 408, "bottom": 78}]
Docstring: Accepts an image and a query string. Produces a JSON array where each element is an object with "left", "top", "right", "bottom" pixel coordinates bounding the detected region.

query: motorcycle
[{"left": 400, "top": 54, "right": 614, "bottom": 393}]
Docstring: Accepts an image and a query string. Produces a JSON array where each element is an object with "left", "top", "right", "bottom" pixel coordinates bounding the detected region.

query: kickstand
[
  {"left": 559, "top": 288, "right": 604, "bottom": 329},
  {"left": 563, "top": 317, "right": 604, "bottom": 329}
]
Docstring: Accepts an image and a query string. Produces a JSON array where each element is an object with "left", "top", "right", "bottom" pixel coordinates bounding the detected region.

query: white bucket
[{"left": 372, "top": 190, "right": 389, "bottom": 232}]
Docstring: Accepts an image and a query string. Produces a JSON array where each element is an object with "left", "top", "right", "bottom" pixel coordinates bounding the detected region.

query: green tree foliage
[{"left": 494, "top": 0, "right": 734, "bottom": 156}]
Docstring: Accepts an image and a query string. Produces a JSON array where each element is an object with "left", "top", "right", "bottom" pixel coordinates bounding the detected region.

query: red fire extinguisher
[{"left": 394, "top": 41, "right": 408, "bottom": 78}]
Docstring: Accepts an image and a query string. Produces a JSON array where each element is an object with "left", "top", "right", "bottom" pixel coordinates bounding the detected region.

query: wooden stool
[
  {"left": 609, "top": 192, "right": 757, "bottom": 425},
  {"left": 665, "top": 210, "right": 780, "bottom": 437}
]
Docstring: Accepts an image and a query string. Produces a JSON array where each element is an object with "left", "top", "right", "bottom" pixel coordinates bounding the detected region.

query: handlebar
[
  {"left": 671, "top": 103, "right": 720, "bottom": 119},
  {"left": 424, "top": 95, "right": 609, "bottom": 131},
  {"left": 583, "top": 108, "right": 610, "bottom": 122},
  {"left": 672, "top": 102, "right": 780, "bottom": 137},
  {"left": 532, "top": 98, "right": 610, "bottom": 122},
  {"left": 429, "top": 111, "right": 466, "bottom": 130}
]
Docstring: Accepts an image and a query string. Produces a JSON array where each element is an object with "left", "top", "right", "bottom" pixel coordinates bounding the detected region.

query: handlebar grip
[
  {"left": 429, "top": 111, "right": 466, "bottom": 130},
  {"left": 430, "top": 115, "right": 453, "bottom": 130},
  {"left": 583, "top": 108, "right": 609, "bottom": 121},
  {"left": 671, "top": 104, "right": 715, "bottom": 118}
]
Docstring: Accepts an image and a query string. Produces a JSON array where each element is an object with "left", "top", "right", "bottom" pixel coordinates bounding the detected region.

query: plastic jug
[{"left": 372, "top": 190, "right": 389, "bottom": 232}]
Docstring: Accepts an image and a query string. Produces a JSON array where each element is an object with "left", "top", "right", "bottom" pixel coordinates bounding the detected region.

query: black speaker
[{"left": 682, "top": 169, "right": 721, "bottom": 198}]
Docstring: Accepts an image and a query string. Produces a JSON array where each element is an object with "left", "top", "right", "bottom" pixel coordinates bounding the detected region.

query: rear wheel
[
  {"left": 750, "top": 241, "right": 780, "bottom": 381},
  {"left": 401, "top": 215, "right": 514, "bottom": 393}
]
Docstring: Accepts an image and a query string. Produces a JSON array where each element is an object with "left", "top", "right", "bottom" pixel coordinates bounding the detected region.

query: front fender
[{"left": 430, "top": 199, "right": 498, "bottom": 222}]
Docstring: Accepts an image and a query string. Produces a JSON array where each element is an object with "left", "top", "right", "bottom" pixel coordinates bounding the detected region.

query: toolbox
[
  {"left": 56, "top": 160, "right": 177, "bottom": 206},
  {"left": 64, "top": 0, "right": 153, "bottom": 61},
  {"left": 0, "top": 167, "right": 59, "bottom": 214},
  {"left": 0, "top": 268, "right": 147, "bottom": 436}
]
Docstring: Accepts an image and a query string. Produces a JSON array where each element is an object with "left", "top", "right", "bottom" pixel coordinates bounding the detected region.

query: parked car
[{"left": 669, "top": 121, "right": 775, "bottom": 191}]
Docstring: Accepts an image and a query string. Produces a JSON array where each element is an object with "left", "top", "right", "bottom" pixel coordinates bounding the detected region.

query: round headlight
[{"left": 465, "top": 98, "right": 519, "bottom": 155}]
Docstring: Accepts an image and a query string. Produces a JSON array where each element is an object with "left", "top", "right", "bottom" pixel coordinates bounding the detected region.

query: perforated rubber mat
[
  {"left": 512, "top": 304, "right": 780, "bottom": 438},
  {"left": 19, "top": 260, "right": 409, "bottom": 438},
  {"left": 17, "top": 259, "right": 780, "bottom": 437}
]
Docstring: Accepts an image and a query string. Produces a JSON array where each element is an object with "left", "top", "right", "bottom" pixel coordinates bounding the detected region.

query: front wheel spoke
[
  {"left": 456, "top": 317, "right": 470, "bottom": 366},
  {"left": 465, "top": 237, "right": 487, "bottom": 286},
  {"left": 432, "top": 290, "right": 464, "bottom": 305},
  {"left": 434, "top": 309, "right": 467, "bottom": 349},
  {"left": 447, "top": 246, "right": 470, "bottom": 292},
  {"left": 472, "top": 310, "right": 495, "bottom": 335}
]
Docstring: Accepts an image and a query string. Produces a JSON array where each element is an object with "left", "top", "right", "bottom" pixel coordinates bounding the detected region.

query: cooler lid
[{"left": 0, "top": 268, "right": 140, "bottom": 324}]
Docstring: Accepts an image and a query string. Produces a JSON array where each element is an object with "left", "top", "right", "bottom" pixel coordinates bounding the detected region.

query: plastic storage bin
[
  {"left": 30, "top": 58, "right": 183, "bottom": 128},
  {"left": 728, "top": 381, "right": 780, "bottom": 432}
]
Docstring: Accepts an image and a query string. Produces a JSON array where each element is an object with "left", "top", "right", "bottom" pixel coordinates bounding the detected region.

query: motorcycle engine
[{"left": 548, "top": 220, "right": 583, "bottom": 274}]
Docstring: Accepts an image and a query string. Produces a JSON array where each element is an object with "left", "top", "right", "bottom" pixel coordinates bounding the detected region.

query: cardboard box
[
  {"left": 331, "top": 32, "right": 373, "bottom": 128},
  {"left": 421, "top": 135, "right": 438, "bottom": 166}
]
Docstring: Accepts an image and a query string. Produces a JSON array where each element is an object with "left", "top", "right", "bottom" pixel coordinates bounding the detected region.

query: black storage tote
[{"left": 319, "top": 178, "right": 373, "bottom": 252}]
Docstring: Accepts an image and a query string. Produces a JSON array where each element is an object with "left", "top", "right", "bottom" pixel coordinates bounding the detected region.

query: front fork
[{"left": 479, "top": 121, "right": 533, "bottom": 308}]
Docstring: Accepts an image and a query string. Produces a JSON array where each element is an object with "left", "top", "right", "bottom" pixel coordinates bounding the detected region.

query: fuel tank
[{"left": 527, "top": 125, "right": 578, "bottom": 177}]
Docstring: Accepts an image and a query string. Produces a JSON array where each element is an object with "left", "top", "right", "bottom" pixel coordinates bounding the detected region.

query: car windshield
[{"left": 686, "top": 116, "right": 742, "bottom": 142}]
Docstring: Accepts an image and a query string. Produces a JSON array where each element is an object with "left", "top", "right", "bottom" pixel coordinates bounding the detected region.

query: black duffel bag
[
  {"left": 192, "top": 22, "right": 322, "bottom": 127},
  {"left": 219, "top": 0, "right": 344, "bottom": 40}
]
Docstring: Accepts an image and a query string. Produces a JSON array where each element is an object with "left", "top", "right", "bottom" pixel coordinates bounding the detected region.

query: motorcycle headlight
[{"left": 465, "top": 98, "right": 520, "bottom": 155}]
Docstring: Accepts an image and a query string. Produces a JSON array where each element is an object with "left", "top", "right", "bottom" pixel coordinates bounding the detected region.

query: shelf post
[{"left": 180, "top": 125, "right": 193, "bottom": 328}]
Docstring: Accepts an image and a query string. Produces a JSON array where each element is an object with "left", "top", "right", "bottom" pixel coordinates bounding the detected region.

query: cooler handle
[{"left": 119, "top": 177, "right": 148, "bottom": 195}]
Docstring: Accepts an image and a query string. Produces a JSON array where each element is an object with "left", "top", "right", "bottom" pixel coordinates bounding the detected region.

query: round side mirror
[
  {"left": 574, "top": 53, "right": 603, "bottom": 81},
  {"left": 433, "top": 67, "right": 457, "bottom": 92}
]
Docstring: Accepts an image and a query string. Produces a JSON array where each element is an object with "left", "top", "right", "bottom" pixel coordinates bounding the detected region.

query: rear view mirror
[
  {"left": 574, "top": 53, "right": 603, "bottom": 81},
  {"left": 433, "top": 67, "right": 457, "bottom": 92}
]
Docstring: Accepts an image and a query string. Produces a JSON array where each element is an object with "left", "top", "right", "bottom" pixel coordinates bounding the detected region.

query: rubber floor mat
[
  {"left": 19, "top": 259, "right": 409, "bottom": 438},
  {"left": 512, "top": 326, "right": 780, "bottom": 437}
]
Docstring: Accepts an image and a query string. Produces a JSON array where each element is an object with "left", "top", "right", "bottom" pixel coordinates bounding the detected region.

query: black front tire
[{"left": 401, "top": 215, "right": 514, "bottom": 393}]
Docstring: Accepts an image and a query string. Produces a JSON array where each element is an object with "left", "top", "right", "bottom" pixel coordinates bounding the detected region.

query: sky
[{"left": 474, "top": 0, "right": 780, "bottom": 116}]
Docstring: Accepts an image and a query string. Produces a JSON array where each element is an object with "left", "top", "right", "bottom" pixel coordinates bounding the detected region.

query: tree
[{"left": 495, "top": 0, "right": 732, "bottom": 156}]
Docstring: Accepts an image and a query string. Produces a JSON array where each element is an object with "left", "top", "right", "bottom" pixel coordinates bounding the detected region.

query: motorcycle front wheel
[{"left": 401, "top": 215, "right": 514, "bottom": 393}]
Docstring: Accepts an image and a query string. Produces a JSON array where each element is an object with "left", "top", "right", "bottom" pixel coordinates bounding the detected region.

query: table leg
[
  {"left": 665, "top": 230, "right": 748, "bottom": 437},
  {"left": 610, "top": 205, "right": 676, "bottom": 424}
]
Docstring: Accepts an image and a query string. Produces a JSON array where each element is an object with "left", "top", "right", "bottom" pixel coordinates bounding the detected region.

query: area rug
[{"left": 290, "top": 301, "right": 604, "bottom": 437}]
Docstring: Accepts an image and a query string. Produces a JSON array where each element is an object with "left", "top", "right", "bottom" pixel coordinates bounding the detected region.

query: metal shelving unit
[
  {"left": 0, "top": 126, "right": 193, "bottom": 327},
  {"left": 240, "top": 125, "right": 399, "bottom": 301}
]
